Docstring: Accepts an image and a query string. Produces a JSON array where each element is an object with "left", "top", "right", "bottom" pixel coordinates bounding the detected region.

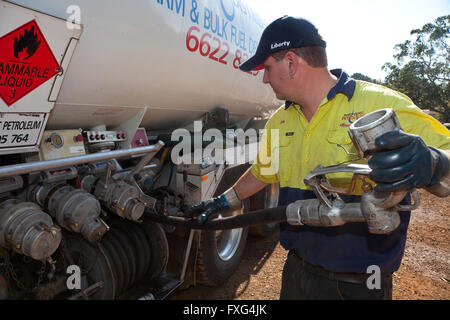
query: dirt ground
[{"left": 169, "top": 189, "right": 449, "bottom": 300}]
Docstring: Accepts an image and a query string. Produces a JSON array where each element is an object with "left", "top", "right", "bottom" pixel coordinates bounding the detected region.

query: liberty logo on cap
[{"left": 270, "top": 41, "right": 290, "bottom": 50}]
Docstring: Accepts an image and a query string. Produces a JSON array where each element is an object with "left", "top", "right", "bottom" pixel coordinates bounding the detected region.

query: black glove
[
  {"left": 185, "top": 194, "right": 230, "bottom": 224},
  {"left": 368, "top": 130, "right": 449, "bottom": 193}
]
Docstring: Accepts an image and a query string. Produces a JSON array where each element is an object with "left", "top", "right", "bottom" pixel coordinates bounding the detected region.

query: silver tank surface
[{"left": 6, "top": 0, "right": 279, "bottom": 131}]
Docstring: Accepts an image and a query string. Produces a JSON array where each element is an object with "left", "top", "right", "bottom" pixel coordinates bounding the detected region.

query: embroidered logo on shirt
[
  {"left": 286, "top": 132, "right": 294, "bottom": 136},
  {"left": 339, "top": 112, "right": 364, "bottom": 127}
]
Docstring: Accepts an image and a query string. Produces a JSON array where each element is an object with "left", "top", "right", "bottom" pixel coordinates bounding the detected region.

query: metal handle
[{"left": 0, "top": 141, "right": 164, "bottom": 179}]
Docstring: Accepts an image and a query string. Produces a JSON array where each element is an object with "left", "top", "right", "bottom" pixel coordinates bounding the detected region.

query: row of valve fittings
[
  {"left": 93, "top": 178, "right": 146, "bottom": 222},
  {"left": 27, "top": 183, "right": 108, "bottom": 243},
  {"left": 0, "top": 163, "right": 157, "bottom": 264},
  {"left": 80, "top": 165, "right": 151, "bottom": 222}
]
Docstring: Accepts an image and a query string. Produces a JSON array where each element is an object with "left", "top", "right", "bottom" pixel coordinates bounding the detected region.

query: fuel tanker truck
[{"left": 0, "top": 0, "right": 282, "bottom": 299}]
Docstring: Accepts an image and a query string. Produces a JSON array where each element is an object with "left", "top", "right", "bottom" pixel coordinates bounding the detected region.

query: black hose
[{"left": 143, "top": 206, "right": 288, "bottom": 230}]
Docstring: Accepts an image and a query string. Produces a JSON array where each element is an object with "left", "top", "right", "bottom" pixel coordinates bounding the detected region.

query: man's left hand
[{"left": 368, "top": 130, "right": 449, "bottom": 193}]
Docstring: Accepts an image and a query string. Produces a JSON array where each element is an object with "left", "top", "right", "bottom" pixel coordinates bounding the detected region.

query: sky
[{"left": 245, "top": 0, "right": 450, "bottom": 81}]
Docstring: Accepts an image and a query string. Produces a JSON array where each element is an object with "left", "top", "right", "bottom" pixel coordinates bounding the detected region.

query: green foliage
[
  {"left": 351, "top": 72, "right": 379, "bottom": 83},
  {"left": 382, "top": 15, "right": 449, "bottom": 122}
]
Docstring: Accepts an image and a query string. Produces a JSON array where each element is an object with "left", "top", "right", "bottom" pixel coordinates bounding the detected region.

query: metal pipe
[
  {"left": 144, "top": 190, "right": 401, "bottom": 234},
  {"left": 426, "top": 183, "right": 450, "bottom": 198},
  {"left": 0, "top": 141, "right": 165, "bottom": 179},
  {"left": 339, "top": 202, "right": 366, "bottom": 223}
]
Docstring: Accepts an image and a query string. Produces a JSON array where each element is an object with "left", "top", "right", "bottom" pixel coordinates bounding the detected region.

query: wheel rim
[
  {"left": 213, "top": 183, "right": 279, "bottom": 262},
  {"left": 215, "top": 206, "right": 243, "bottom": 262}
]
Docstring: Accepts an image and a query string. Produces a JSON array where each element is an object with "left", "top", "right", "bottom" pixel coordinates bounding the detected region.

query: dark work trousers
[{"left": 280, "top": 250, "right": 393, "bottom": 300}]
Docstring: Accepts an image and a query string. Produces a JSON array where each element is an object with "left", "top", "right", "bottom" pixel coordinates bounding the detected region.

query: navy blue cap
[{"left": 239, "top": 16, "right": 326, "bottom": 71}]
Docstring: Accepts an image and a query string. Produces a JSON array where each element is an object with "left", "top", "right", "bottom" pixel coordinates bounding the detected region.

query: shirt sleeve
[
  {"left": 250, "top": 116, "right": 280, "bottom": 184},
  {"left": 388, "top": 93, "right": 450, "bottom": 150}
]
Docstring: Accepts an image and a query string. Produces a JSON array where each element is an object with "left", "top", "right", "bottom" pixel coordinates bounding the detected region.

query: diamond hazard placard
[{"left": 0, "top": 20, "right": 61, "bottom": 107}]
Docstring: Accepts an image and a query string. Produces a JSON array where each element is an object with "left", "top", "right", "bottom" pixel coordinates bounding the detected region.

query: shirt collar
[
  {"left": 285, "top": 69, "right": 356, "bottom": 110},
  {"left": 327, "top": 69, "right": 356, "bottom": 101}
]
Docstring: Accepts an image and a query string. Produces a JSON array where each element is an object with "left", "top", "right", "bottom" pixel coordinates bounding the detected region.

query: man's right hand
[
  {"left": 184, "top": 187, "right": 243, "bottom": 224},
  {"left": 185, "top": 194, "right": 230, "bottom": 224}
]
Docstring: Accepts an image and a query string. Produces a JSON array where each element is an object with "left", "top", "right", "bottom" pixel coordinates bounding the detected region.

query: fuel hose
[{"left": 143, "top": 206, "right": 288, "bottom": 230}]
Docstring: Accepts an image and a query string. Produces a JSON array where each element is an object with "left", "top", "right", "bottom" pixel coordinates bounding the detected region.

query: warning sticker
[
  {"left": 0, "top": 20, "right": 61, "bottom": 107},
  {"left": 0, "top": 113, "right": 45, "bottom": 148}
]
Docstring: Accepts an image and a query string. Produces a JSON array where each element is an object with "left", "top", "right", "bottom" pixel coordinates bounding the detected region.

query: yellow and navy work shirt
[{"left": 252, "top": 69, "right": 450, "bottom": 273}]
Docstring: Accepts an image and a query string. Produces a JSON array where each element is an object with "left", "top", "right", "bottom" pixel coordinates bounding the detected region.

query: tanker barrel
[{"left": 0, "top": 141, "right": 165, "bottom": 179}]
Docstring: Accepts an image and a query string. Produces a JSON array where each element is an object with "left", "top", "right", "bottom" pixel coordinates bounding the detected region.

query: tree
[
  {"left": 382, "top": 15, "right": 449, "bottom": 122},
  {"left": 351, "top": 72, "right": 379, "bottom": 83}
]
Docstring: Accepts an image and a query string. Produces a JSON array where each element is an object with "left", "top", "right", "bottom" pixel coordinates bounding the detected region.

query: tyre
[
  {"left": 249, "top": 183, "right": 280, "bottom": 237},
  {"left": 196, "top": 200, "right": 249, "bottom": 286},
  {"left": 196, "top": 164, "right": 249, "bottom": 287}
]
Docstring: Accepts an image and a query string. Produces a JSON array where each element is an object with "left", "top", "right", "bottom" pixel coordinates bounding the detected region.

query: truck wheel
[
  {"left": 196, "top": 200, "right": 249, "bottom": 286},
  {"left": 249, "top": 183, "right": 280, "bottom": 237}
]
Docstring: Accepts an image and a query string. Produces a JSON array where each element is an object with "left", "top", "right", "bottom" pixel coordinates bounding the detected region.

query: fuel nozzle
[{"left": 297, "top": 108, "right": 419, "bottom": 234}]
